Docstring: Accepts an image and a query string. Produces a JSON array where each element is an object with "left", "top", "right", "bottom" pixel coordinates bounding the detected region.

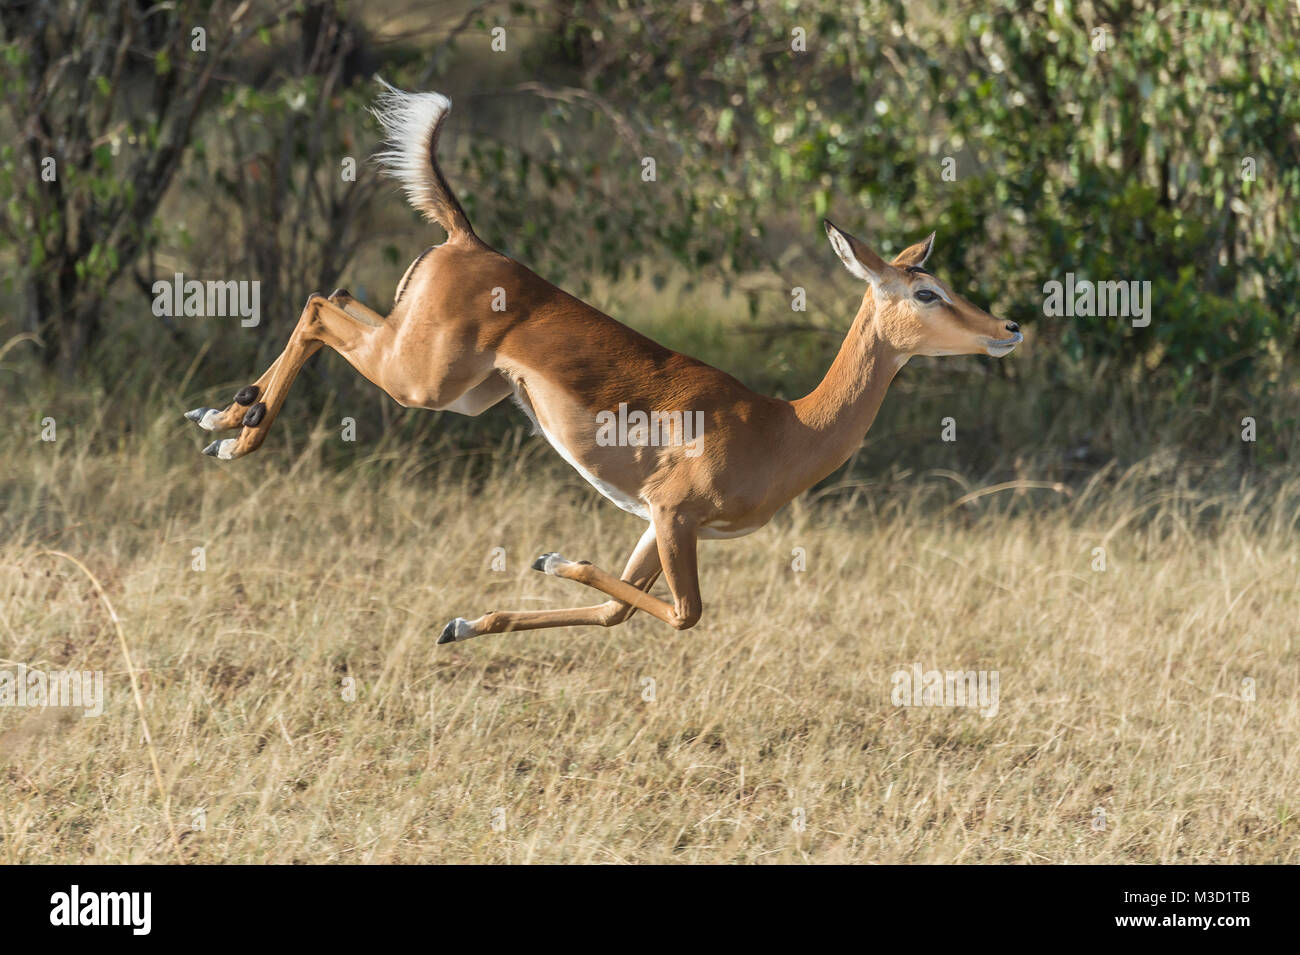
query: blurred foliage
[{"left": 0, "top": 0, "right": 298, "bottom": 372}]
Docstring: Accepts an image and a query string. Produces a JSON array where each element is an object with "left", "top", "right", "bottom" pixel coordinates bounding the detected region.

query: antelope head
[{"left": 824, "top": 219, "right": 1022, "bottom": 358}]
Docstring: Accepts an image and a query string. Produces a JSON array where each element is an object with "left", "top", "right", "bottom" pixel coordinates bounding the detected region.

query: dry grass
[{"left": 2, "top": 408, "right": 1298, "bottom": 864}]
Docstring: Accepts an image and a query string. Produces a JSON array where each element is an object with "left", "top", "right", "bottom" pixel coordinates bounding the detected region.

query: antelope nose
[{"left": 1005, "top": 322, "right": 1020, "bottom": 334}]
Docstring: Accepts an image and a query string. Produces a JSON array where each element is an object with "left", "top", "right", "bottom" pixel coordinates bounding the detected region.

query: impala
[{"left": 184, "top": 82, "right": 1022, "bottom": 644}]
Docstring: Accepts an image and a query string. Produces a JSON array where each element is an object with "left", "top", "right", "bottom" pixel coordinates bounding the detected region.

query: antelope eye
[{"left": 915, "top": 288, "right": 939, "bottom": 303}]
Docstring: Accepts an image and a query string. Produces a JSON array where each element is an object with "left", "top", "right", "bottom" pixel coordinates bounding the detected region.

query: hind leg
[
  {"left": 183, "top": 356, "right": 286, "bottom": 433},
  {"left": 187, "top": 290, "right": 386, "bottom": 460},
  {"left": 184, "top": 289, "right": 376, "bottom": 435}
]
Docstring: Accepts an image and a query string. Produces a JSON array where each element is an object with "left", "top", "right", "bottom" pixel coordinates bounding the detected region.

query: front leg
[
  {"left": 447, "top": 510, "right": 702, "bottom": 642},
  {"left": 647, "top": 506, "right": 702, "bottom": 630},
  {"left": 528, "top": 508, "right": 700, "bottom": 631},
  {"left": 439, "top": 525, "right": 665, "bottom": 643}
]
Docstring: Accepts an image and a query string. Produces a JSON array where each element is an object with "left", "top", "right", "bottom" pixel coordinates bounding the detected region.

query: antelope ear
[
  {"left": 893, "top": 232, "right": 935, "bottom": 268},
  {"left": 824, "top": 219, "right": 889, "bottom": 285}
]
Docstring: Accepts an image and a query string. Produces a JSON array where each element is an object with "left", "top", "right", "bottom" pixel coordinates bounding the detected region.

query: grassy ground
[{"left": 2, "top": 399, "right": 1297, "bottom": 864}]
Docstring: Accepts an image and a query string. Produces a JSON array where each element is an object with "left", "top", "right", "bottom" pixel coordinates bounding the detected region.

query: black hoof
[
  {"left": 330, "top": 287, "right": 350, "bottom": 299},
  {"left": 437, "top": 621, "right": 458, "bottom": 645},
  {"left": 531, "top": 552, "right": 559, "bottom": 572},
  {"left": 242, "top": 401, "right": 266, "bottom": 427},
  {"left": 202, "top": 440, "right": 221, "bottom": 457},
  {"left": 184, "top": 407, "right": 208, "bottom": 423},
  {"left": 234, "top": 385, "right": 259, "bottom": 406}
]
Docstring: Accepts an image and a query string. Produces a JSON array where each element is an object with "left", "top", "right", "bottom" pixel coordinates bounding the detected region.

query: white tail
[{"left": 371, "top": 79, "right": 474, "bottom": 238}]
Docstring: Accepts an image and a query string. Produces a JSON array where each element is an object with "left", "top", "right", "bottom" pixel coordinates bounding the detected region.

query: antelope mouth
[{"left": 985, "top": 332, "right": 1023, "bottom": 358}]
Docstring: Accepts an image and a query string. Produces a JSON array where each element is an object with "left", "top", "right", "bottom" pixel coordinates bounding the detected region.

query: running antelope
[{"left": 184, "top": 82, "right": 1022, "bottom": 644}]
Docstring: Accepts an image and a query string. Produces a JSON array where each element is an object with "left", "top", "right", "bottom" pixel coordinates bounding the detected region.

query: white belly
[
  {"left": 510, "top": 384, "right": 652, "bottom": 522},
  {"left": 699, "top": 522, "right": 764, "bottom": 540}
]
